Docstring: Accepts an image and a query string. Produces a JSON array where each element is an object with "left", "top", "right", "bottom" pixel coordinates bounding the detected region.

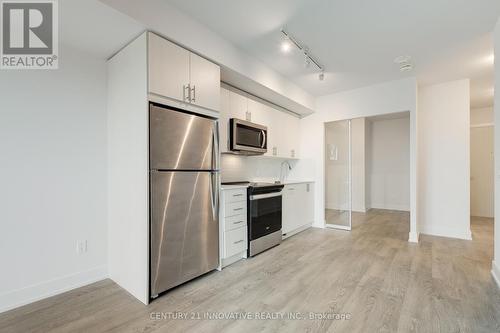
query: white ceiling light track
[{"left": 280, "top": 28, "right": 325, "bottom": 81}]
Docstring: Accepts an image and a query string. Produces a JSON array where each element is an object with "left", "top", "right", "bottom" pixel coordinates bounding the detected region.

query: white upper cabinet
[
  {"left": 148, "top": 32, "right": 221, "bottom": 112},
  {"left": 228, "top": 88, "right": 248, "bottom": 120},
  {"left": 262, "top": 104, "right": 300, "bottom": 159},
  {"left": 189, "top": 52, "right": 220, "bottom": 111},
  {"left": 283, "top": 114, "right": 300, "bottom": 159},
  {"left": 220, "top": 86, "right": 301, "bottom": 158},
  {"left": 148, "top": 33, "right": 190, "bottom": 103}
]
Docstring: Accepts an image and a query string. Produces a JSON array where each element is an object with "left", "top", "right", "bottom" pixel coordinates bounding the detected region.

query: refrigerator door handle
[
  {"left": 212, "top": 121, "right": 220, "bottom": 170},
  {"left": 215, "top": 172, "right": 220, "bottom": 221},
  {"left": 210, "top": 172, "right": 219, "bottom": 221}
]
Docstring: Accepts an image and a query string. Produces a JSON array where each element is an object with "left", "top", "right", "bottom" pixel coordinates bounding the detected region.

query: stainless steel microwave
[{"left": 229, "top": 118, "right": 267, "bottom": 154}]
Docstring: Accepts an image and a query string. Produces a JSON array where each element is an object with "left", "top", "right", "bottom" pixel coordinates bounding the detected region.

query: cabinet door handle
[
  {"left": 232, "top": 194, "right": 243, "bottom": 197},
  {"left": 233, "top": 208, "right": 243, "bottom": 211},
  {"left": 191, "top": 85, "right": 196, "bottom": 103},
  {"left": 234, "top": 220, "right": 244, "bottom": 224},
  {"left": 183, "top": 84, "right": 190, "bottom": 102},
  {"left": 233, "top": 240, "right": 244, "bottom": 244}
]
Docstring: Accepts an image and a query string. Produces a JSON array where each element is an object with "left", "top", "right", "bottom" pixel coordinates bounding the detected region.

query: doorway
[
  {"left": 324, "top": 112, "right": 411, "bottom": 231},
  {"left": 470, "top": 124, "right": 494, "bottom": 218}
]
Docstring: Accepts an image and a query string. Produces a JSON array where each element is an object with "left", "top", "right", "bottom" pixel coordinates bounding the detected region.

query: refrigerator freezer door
[
  {"left": 150, "top": 104, "right": 219, "bottom": 171},
  {"left": 150, "top": 171, "right": 219, "bottom": 296}
]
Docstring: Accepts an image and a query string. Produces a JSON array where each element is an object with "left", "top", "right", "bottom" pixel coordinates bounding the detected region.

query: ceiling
[
  {"left": 60, "top": 0, "right": 144, "bottom": 59},
  {"left": 166, "top": 0, "right": 500, "bottom": 108}
]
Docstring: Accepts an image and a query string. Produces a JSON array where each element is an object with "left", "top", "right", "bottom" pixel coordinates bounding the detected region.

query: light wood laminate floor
[{"left": 1, "top": 210, "right": 498, "bottom": 333}]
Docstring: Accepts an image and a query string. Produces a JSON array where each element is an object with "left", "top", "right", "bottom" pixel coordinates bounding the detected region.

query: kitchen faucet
[{"left": 279, "top": 161, "right": 292, "bottom": 184}]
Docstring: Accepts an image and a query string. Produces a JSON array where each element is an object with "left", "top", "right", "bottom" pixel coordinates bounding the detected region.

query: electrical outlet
[{"left": 76, "top": 240, "right": 88, "bottom": 254}]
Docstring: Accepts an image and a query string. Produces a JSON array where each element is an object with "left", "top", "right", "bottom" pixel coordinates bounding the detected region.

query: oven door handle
[{"left": 250, "top": 192, "right": 282, "bottom": 200}]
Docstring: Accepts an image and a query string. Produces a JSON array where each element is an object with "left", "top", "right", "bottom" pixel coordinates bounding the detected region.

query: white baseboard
[
  {"left": 492, "top": 261, "right": 500, "bottom": 288},
  {"left": 419, "top": 225, "right": 472, "bottom": 240},
  {"left": 283, "top": 223, "right": 312, "bottom": 239},
  {"left": 220, "top": 252, "right": 246, "bottom": 269},
  {"left": 0, "top": 265, "right": 107, "bottom": 314},
  {"left": 408, "top": 231, "right": 419, "bottom": 243}
]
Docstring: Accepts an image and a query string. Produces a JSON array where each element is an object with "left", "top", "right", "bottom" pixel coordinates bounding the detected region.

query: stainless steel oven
[
  {"left": 229, "top": 118, "right": 267, "bottom": 154},
  {"left": 247, "top": 183, "right": 284, "bottom": 256}
]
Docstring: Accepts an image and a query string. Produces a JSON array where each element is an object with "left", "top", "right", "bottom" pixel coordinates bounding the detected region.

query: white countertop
[
  {"left": 221, "top": 180, "right": 314, "bottom": 191},
  {"left": 282, "top": 180, "right": 315, "bottom": 185},
  {"left": 220, "top": 184, "right": 249, "bottom": 190}
]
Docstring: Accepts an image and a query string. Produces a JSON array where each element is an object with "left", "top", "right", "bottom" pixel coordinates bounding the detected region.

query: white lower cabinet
[
  {"left": 282, "top": 182, "right": 314, "bottom": 238},
  {"left": 219, "top": 188, "right": 248, "bottom": 269},
  {"left": 224, "top": 227, "right": 247, "bottom": 257},
  {"left": 225, "top": 214, "right": 247, "bottom": 231}
]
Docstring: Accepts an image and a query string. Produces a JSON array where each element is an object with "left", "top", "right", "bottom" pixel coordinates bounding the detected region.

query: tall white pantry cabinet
[{"left": 107, "top": 32, "right": 221, "bottom": 304}]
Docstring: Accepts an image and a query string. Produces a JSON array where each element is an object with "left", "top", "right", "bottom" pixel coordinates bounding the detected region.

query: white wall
[
  {"left": 0, "top": 45, "right": 108, "bottom": 312},
  {"left": 107, "top": 34, "right": 149, "bottom": 304},
  {"left": 418, "top": 79, "right": 471, "bottom": 240},
  {"left": 293, "top": 77, "right": 418, "bottom": 242},
  {"left": 493, "top": 17, "right": 500, "bottom": 286},
  {"left": 366, "top": 116, "right": 410, "bottom": 211},
  {"left": 351, "top": 118, "right": 366, "bottom": 212},
  {"left": 101, "top": 0, "right": 315, "bottom": 114}
]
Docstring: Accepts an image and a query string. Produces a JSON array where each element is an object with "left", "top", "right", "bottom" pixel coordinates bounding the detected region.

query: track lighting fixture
[{"left": 280, "top": 28, "right": 324, "bottom": 81}]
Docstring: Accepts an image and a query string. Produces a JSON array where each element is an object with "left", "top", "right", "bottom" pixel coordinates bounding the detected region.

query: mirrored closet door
[{"left": 324, "top": 119, "right": 352, "bottom": 230}]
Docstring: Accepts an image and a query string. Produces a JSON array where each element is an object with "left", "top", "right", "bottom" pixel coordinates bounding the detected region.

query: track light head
[
  {"left": 304, "top": 56, "right": 311, "bottom": 68},
  {"left": 281, "top": 39, "right": 292, "bottom": 53}
]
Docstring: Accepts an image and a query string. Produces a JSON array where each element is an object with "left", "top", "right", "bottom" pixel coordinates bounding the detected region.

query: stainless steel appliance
[
  {"left": 247, "top": 183, "right": 284, "bottom": 256},
  {"left": 149, "top": 103, "right": 220, "bottom": 298},
  {"left": 229, "top": 118, "right": 267, "bottom": 154}
]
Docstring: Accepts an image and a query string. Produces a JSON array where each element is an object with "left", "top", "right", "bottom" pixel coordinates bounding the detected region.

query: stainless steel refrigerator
[{"left": 149, "top": 104, "right": 220, "bottom": 298}]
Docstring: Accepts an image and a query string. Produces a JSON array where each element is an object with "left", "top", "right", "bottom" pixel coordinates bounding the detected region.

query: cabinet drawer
[
  {"left": 224, "top": 189, "right": 246, "bottom": 204},
  {"left": 225, "top": 214, "right": 247, "bottom": 231},
  {"left": 225, "top": 201, "right": 246, "bottom": 217},
  {"left": 225, "top": 226, "right": 247, "bottom": 258}
]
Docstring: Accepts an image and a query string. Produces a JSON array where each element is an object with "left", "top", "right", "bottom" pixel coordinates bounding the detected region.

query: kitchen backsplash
[{"left": 220, "top": 154, "right": 298, "bottom": 183}]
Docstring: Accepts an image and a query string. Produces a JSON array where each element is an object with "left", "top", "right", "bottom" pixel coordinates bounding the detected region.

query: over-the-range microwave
[{"left": 229, "top": 118, "right": 267, "bottom": 155}]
